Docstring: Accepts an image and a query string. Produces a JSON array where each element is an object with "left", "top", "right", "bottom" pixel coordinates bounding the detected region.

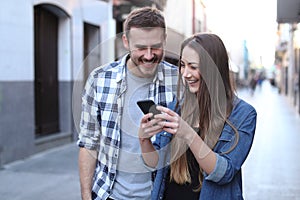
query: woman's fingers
[
  {"left": 155, "top": 113, "right": 180, "bottom": 127},
  {"left": 146, "top": 105, "right": 182, "bottom": 135},
  {"left": 141, "top": 113, "right": 153, "bottom": 123},
  {"left": 157, "top": 120, "right": 178, "bottom": 129},
  {"left": 156, "top": 106, "right": 177, "bottom": 116},
  {"left": 162, "top": 127, "right": 178, "bottom": 134},
  {"left": 154, "top": 112, "right": 177, "bottom": 123},
  {"left": 140, "top": 113, "right": 164, "bottom": 137}
]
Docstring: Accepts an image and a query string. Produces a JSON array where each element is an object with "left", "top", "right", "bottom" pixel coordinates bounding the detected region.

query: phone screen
[{"left": 137, "top": 100, "right": 161, "bottom": 119}]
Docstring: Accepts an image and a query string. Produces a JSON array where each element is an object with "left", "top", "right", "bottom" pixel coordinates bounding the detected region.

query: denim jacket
[{"left": 151, "top": 97, "right": 257, "bottom": 200}]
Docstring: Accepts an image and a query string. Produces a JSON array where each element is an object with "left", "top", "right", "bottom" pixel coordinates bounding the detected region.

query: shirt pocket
[{"left": 214, "top": 126, "right": 235, "bottom": 154}]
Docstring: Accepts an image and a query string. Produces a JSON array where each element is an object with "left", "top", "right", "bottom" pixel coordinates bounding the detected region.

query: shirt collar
[{"left": 115, "top": 54, "right": 128, "bottom": 83}]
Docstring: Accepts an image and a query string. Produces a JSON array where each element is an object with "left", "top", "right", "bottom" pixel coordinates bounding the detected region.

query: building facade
[
  {"left": 276, "top": 0, "right": 300, "bottom": 115},
  {"left": 0, "top": 0, "right": 115, "bottom": 166}
]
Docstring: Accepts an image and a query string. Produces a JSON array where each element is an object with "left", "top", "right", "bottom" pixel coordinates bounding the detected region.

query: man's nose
[{"left": 144, "top": 48, "right": 154, "bottom": 60}]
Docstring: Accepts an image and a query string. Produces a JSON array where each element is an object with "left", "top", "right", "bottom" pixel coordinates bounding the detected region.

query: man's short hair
[{"left": 123, "top": 7, "right": 166, "bottom": 38}]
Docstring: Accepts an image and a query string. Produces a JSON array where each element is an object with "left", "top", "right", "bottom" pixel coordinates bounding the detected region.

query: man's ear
[{"left": 122, "top": 34, "right": 129, "bottom": 50}]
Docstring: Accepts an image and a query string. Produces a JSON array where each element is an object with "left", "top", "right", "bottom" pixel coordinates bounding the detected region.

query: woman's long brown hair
[{"left": 170, "top": 33, "right": 239, "bottom": 190}]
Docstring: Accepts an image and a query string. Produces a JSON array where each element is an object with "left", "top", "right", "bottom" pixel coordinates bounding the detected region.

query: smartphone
[{"left": 137, "top": 100, "right": 161, "bottom": 120}]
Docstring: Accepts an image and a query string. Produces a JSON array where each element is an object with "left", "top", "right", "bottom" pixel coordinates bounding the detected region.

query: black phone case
[{"left": 137, "top": 100, "right": 161, "bottom": 119}]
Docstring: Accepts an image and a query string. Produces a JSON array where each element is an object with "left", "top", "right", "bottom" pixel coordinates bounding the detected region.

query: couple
[{"left": 77, "top": 6, "right": 257, "bottom": 200}]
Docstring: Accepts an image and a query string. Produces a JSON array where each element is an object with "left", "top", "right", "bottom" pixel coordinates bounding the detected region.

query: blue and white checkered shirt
[{"left": 77, "top": 54, "right": 178, "bottom": 199}]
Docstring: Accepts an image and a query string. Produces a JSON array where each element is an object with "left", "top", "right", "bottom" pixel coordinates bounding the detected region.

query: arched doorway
[{"left": 34, "top": 4, "right": 64, "bottom": 137}]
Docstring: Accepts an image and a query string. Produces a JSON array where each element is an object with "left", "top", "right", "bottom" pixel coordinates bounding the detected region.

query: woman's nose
[{"left": 182, "top": 67, "right": 191, "bottom": 78}]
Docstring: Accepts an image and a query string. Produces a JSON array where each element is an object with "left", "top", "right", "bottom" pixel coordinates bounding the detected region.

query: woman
[{"left": 138, "top": 33, "right": 257, "bottom": 200}]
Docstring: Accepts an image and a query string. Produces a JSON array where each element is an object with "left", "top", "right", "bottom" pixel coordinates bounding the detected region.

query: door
[
  {"left": 34, "top": 6, "right": 59, "bottom": 136},
  {"left": 84, "top": 23, "right": 101, "bottom": 82}
]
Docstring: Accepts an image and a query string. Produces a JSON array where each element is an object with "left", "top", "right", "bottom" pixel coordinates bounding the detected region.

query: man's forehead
[
  {"left": 129, "top": 27, "right": 165, "bottom": 33},
  {"left": 128, "top": 27, "right": 165, "bottom": 38},
  {"left": 128, "top": 27, "right": 165, "bottom": 45}
]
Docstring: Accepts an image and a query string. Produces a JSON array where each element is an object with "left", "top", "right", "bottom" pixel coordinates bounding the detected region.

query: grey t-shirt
[{"left": 110, "top": 70, "right": 154, "bottom": 200}]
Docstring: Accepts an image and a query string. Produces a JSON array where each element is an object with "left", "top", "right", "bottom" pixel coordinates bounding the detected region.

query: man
[{"left": 77, "top": 7, "right": 178, "bottom": 200}]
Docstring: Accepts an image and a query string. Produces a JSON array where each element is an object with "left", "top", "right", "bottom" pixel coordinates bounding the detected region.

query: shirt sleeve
[
  {"left": 204, "top": 153, "right": 228, "bottom": 182},
  {"left": 77, "top": 74, "right": 101, "bottom": 150},
  {"left": 205, "top": 108, "right": 257, "bottom": 184}
]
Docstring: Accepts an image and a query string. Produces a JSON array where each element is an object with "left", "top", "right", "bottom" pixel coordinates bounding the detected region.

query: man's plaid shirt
[{"left": 77, "top": 54, "right": 178, "bottom": 199}]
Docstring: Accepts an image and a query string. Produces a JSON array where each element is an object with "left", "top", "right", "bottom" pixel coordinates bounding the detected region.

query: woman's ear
[{"left": 122, "top": 34, "right": 129, "bottom": 50}]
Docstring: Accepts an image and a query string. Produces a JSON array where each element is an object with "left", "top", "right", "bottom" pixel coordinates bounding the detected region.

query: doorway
[
  {"left": 83, "top": 23, "right": 101, "bottom": 81},
  {"left": 34, "top": 5, "right": 59, "bottom": 136}
]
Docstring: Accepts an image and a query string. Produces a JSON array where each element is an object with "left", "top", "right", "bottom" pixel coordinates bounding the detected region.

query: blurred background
[{"left": 0, "top": 0, "right": 300, "bottom": 199}]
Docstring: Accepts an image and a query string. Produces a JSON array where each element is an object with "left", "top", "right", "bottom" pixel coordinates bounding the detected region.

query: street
[
  {"left": 0, "top": 80, "right": 300, "bottom": 200},
  {"left": 240, "top": 81, "right": 300, "bottom": 200}
]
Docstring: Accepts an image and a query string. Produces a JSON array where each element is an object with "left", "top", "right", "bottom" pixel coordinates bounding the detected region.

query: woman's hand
[
  {"left": 138, "top": 113, "right": 164, "bottom": 141},
  {"left": 155, "top": 106, "right": 196, "bottom": 145},
  {"left": 138, "top": 113, "right": 161, "bottom": 168},
  {"left": 155, "top": 106, "right": 216, "bottom": 173}
]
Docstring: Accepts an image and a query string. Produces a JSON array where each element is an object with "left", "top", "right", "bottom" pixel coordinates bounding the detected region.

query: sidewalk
[
  {"left": 238, "top": 81, "right": 300, "bottom": 200},
  {"left": 0, "top": 81, "right": 300, "bottom": 200},
  {"left": 0, "top": 143, "right": 81, "bottom": 200}
]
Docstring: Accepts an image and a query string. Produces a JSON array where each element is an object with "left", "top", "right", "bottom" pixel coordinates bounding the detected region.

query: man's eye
[
  {"left": 149, "top": 47, "right": 162, "bottom": 51},
  {"left": 152, "top": 45, "right": 162, "bottom": 50}
]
